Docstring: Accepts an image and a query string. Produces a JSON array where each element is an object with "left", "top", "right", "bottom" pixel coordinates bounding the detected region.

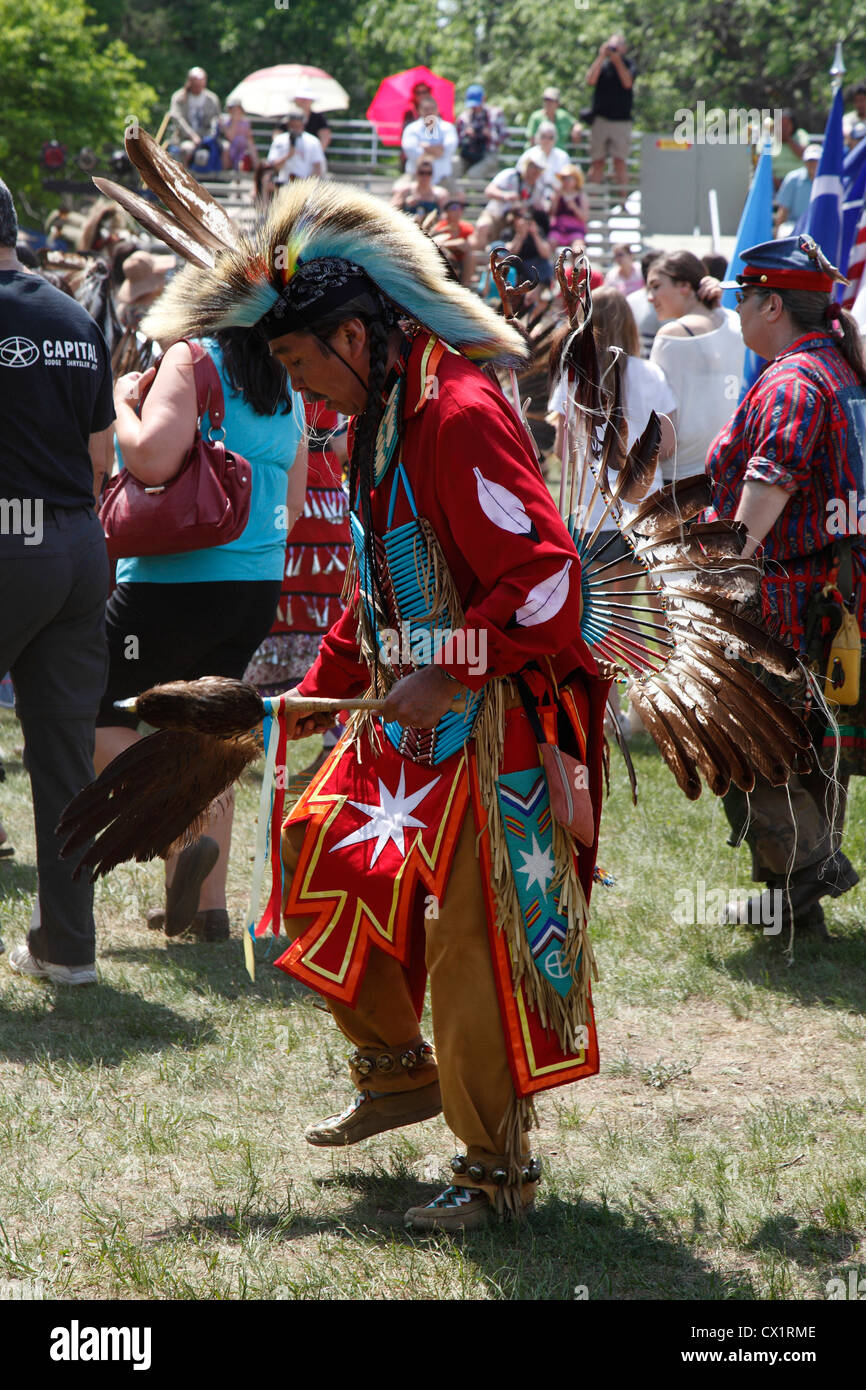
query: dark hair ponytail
[
  {"left": 771, "top": 289, "right": 866, "bottom": 386},
  {"left": 654, "top": 250, "right": 706, "bottom": 294},
  {"left": 304, "top": 293, "right": 399, "bottom": 689},
  {"left": 214, "top": 326, "right": 294, "bottom": 414}
]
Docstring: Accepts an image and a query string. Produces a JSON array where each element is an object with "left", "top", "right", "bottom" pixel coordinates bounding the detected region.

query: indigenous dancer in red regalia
[{"left": 138, "top": 180, "right": 611, "bottom": 1230}]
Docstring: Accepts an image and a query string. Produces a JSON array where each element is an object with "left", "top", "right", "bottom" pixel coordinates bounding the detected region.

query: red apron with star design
[{"left": 275, "top": 333, "right": 609, "bottom": 1098}]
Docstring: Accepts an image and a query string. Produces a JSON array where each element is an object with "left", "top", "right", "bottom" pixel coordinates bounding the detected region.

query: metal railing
[
  {"left": 196, "top": 115, "right": 644, "bottom": 266},
  {"left": 244, "top": 115, "right": 641, "bottom": 179}
]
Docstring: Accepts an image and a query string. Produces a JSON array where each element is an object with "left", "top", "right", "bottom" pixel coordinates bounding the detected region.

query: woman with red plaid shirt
[{"left": 706, "top": 235, "right": 866, "bottom": 941}]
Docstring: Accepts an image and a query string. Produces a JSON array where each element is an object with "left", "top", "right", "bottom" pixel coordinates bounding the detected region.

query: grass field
[{"left": 0, "top": 705, "right": 865, "bottom": 1302}]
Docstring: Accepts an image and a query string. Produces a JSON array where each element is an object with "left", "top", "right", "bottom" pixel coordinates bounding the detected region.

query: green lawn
[{"left": 0, "top": 707, "right": 865, "bottom": 1301}]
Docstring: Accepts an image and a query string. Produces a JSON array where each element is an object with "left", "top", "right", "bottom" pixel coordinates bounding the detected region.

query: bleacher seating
[{"left": 193, "top": 116, "right": 643, "bottom": 273}]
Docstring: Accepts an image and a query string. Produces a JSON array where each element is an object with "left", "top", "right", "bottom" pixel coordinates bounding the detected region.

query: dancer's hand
[
  {"left": 380, "top": 666, "right": 466, "bottom": 729},
  {"left": 281, "top": 689, "right": 340, "bottom": 741}
]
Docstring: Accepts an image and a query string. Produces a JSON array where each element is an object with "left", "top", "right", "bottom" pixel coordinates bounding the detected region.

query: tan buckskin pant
[{"left": 281, "top": 806, "right": 525, "bottom": 1164}]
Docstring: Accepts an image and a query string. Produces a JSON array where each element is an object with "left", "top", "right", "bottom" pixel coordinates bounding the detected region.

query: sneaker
[
  {"left": 404, "top": 1185, "right": 492, "bottom": 1232},
  {"left": 304, "top": 1079, "right": 442, "bottom": 1147},
  {"left": 8, "top": 943, "right": 97, "bottom": 985},
  {"left": 164, "top": 836, "right": 219, "bottom": 936}
]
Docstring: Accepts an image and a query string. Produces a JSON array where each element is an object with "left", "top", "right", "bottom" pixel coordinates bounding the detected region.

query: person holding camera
[
  {"left": 267, "top": 108, "right": 326, "bottom": 185},
  {"left": 454, "top": 84, "right": 507, "bottom": 181},
  {"left": 586, "top": 34, "right": 636, "bottom": 199}
]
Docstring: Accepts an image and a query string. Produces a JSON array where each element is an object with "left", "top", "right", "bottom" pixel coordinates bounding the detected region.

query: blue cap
[
  {"left": 465, "top": 84, "right": 484, "bottom": 106},
  {"left": 720, "top": 233, "right": 837, "bottom": 292}
]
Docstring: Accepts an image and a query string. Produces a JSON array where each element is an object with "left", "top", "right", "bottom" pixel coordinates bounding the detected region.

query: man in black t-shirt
[
  {"left": 586, "top": 33, "right": 636, "bottom": 198},
  {"left": 0, "top": 178, "right": 114, "bottom": 984},
  {"left": 295, "top": 92, "right": 331, "bottom": 154}
]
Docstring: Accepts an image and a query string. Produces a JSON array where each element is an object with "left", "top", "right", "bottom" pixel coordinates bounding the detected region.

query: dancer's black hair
[{"left": 303, "top": 289, "right": 404, "bottom": 690}]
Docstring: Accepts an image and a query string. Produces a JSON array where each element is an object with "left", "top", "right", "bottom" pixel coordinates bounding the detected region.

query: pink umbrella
[{"left": 366, "top": 66, "right": 455, "bottom": 147}]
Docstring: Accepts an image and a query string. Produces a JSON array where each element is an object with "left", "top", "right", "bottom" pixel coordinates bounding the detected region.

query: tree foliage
[
  {"left": 6, "top": 0, "right": 866, "bottom": 217},
  {"left": 0, "top": 0, "right": 156, "bottom": 215},
  {"left": 50, "top": 0, "right": 866, "bottom": 129}
]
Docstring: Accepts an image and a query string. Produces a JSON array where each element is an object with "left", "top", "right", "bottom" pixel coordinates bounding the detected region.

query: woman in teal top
[{"left": 95, "top": 328, "right": 308, "bottom": 941}]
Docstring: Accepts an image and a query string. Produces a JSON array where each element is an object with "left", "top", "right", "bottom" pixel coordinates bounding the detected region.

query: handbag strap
[
  {"left": 139, "top": 339, "right": 226, "bottom": 431},
  {"left": 184, "top": 339, "right": 226, "bottom": 430}
]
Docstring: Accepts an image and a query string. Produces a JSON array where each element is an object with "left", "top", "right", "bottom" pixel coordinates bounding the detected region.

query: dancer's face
[{"left": 268, "top": 320, "right": 370, "bottom": 414}]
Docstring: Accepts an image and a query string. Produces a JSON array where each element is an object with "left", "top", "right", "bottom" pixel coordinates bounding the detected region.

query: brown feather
[
  {"left": 628, "top": 682, "right": 702, "bottom": 799},
  {"left": 664, "top": 657, "right": 757, "bottom": 789},
  {"left": 644, "top": 678, "right": 730, "bottom": 795},
  {"left": 681, "top": 637, "right": 812, "bottom": 749},
  {"left": 685, "top": 519, "right": 748, "bottom": 558},
  {"left": 664, "top": 589, "right": 800, "bottom": 677},
  {"left": 633, "top": 519, "right": 747, "bottom": 564},
  {"left": 132, "top": 676, "right": 265, "bottom": 736},
  {"left": 92, "top": 177, "right": 216, "bottom": 269},
  {"left": 58, "top": 728, "right": 261, "bottom": 880},
  {"left": 619, "top": 412, "right": 662, "bottom": 498},
  {"left": 620, "top": 473, "right": 713, "bottom": 535},
  {"left": 673, "top": 650, "right": 795, "bottom": 783},
  {"left": 669, "top": 658, "right": 757, "bottom": 791},
  {"left": 124, "top": 128, "right": 238, "bottom": 253}
]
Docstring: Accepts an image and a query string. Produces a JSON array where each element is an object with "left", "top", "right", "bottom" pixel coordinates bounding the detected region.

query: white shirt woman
[
  {"left": 549, "top": 355, "right": 677, "bottom": 533},
  {"left": 647, "top": 251, "right": 744, "bottom": 483}
]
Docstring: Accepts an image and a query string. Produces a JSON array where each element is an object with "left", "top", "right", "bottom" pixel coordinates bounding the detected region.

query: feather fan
[{"left": 58, "top": 729, "right": 261, "bottom": 880}]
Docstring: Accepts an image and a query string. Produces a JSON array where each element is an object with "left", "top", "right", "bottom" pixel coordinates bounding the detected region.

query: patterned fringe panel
[{"left": 473, "top": 681, "right": 597, "bottom": 1056}]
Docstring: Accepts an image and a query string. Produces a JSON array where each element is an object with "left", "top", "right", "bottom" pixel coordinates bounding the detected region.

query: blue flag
[
  {"left": 839, "top": 158, "right": 866, "bottom": 292},
  {"left": 804, "top": 85, "right": 845, "bottom": 263},
  {"left": 722, "top": 140, "right": 774, "bottom": 397},
  {"left": 844, "top": 133, "right": 866, "bottom": 188}
]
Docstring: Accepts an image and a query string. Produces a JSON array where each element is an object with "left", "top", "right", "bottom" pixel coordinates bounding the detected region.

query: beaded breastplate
[{"left": 351, "top": 372, "right": 484, "bottom": 766}]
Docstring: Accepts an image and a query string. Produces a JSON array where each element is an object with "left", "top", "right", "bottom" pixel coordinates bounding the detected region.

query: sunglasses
[
  {"left": 735, "top": 286, "right": 767, "bottom": 304},
  {"left": 418, "top": 166, "right": 434, "bottom": 174}
]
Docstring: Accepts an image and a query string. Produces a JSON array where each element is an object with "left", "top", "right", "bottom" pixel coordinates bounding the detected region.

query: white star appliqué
[
  {"left": 330, "top": 767, "right": 440, "bottom": 866},
  {"left": 517, "top": 835, "right": 555, "bottom": 894}
]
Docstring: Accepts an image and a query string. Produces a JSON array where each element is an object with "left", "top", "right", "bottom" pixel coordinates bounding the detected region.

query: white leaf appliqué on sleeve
[
  {"left": 513, "top": 560, "right": 573, "bottom": 627},
  {"left": 473, "top": 467, "right": 537, "bottom": 537}
]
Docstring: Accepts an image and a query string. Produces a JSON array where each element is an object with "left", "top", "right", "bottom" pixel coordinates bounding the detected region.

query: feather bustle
[{"left": 628, "top": 682, "right": 702, "bottom": 798}]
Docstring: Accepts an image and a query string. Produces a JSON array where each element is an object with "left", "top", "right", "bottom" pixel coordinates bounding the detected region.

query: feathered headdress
[{"left": 143, "top": 178, "right": 529, "bottom": 368}]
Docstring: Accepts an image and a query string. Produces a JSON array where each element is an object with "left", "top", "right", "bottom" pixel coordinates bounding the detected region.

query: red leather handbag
[{"left": 99, "top": 340, "right": 252, "bottom": 561}]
